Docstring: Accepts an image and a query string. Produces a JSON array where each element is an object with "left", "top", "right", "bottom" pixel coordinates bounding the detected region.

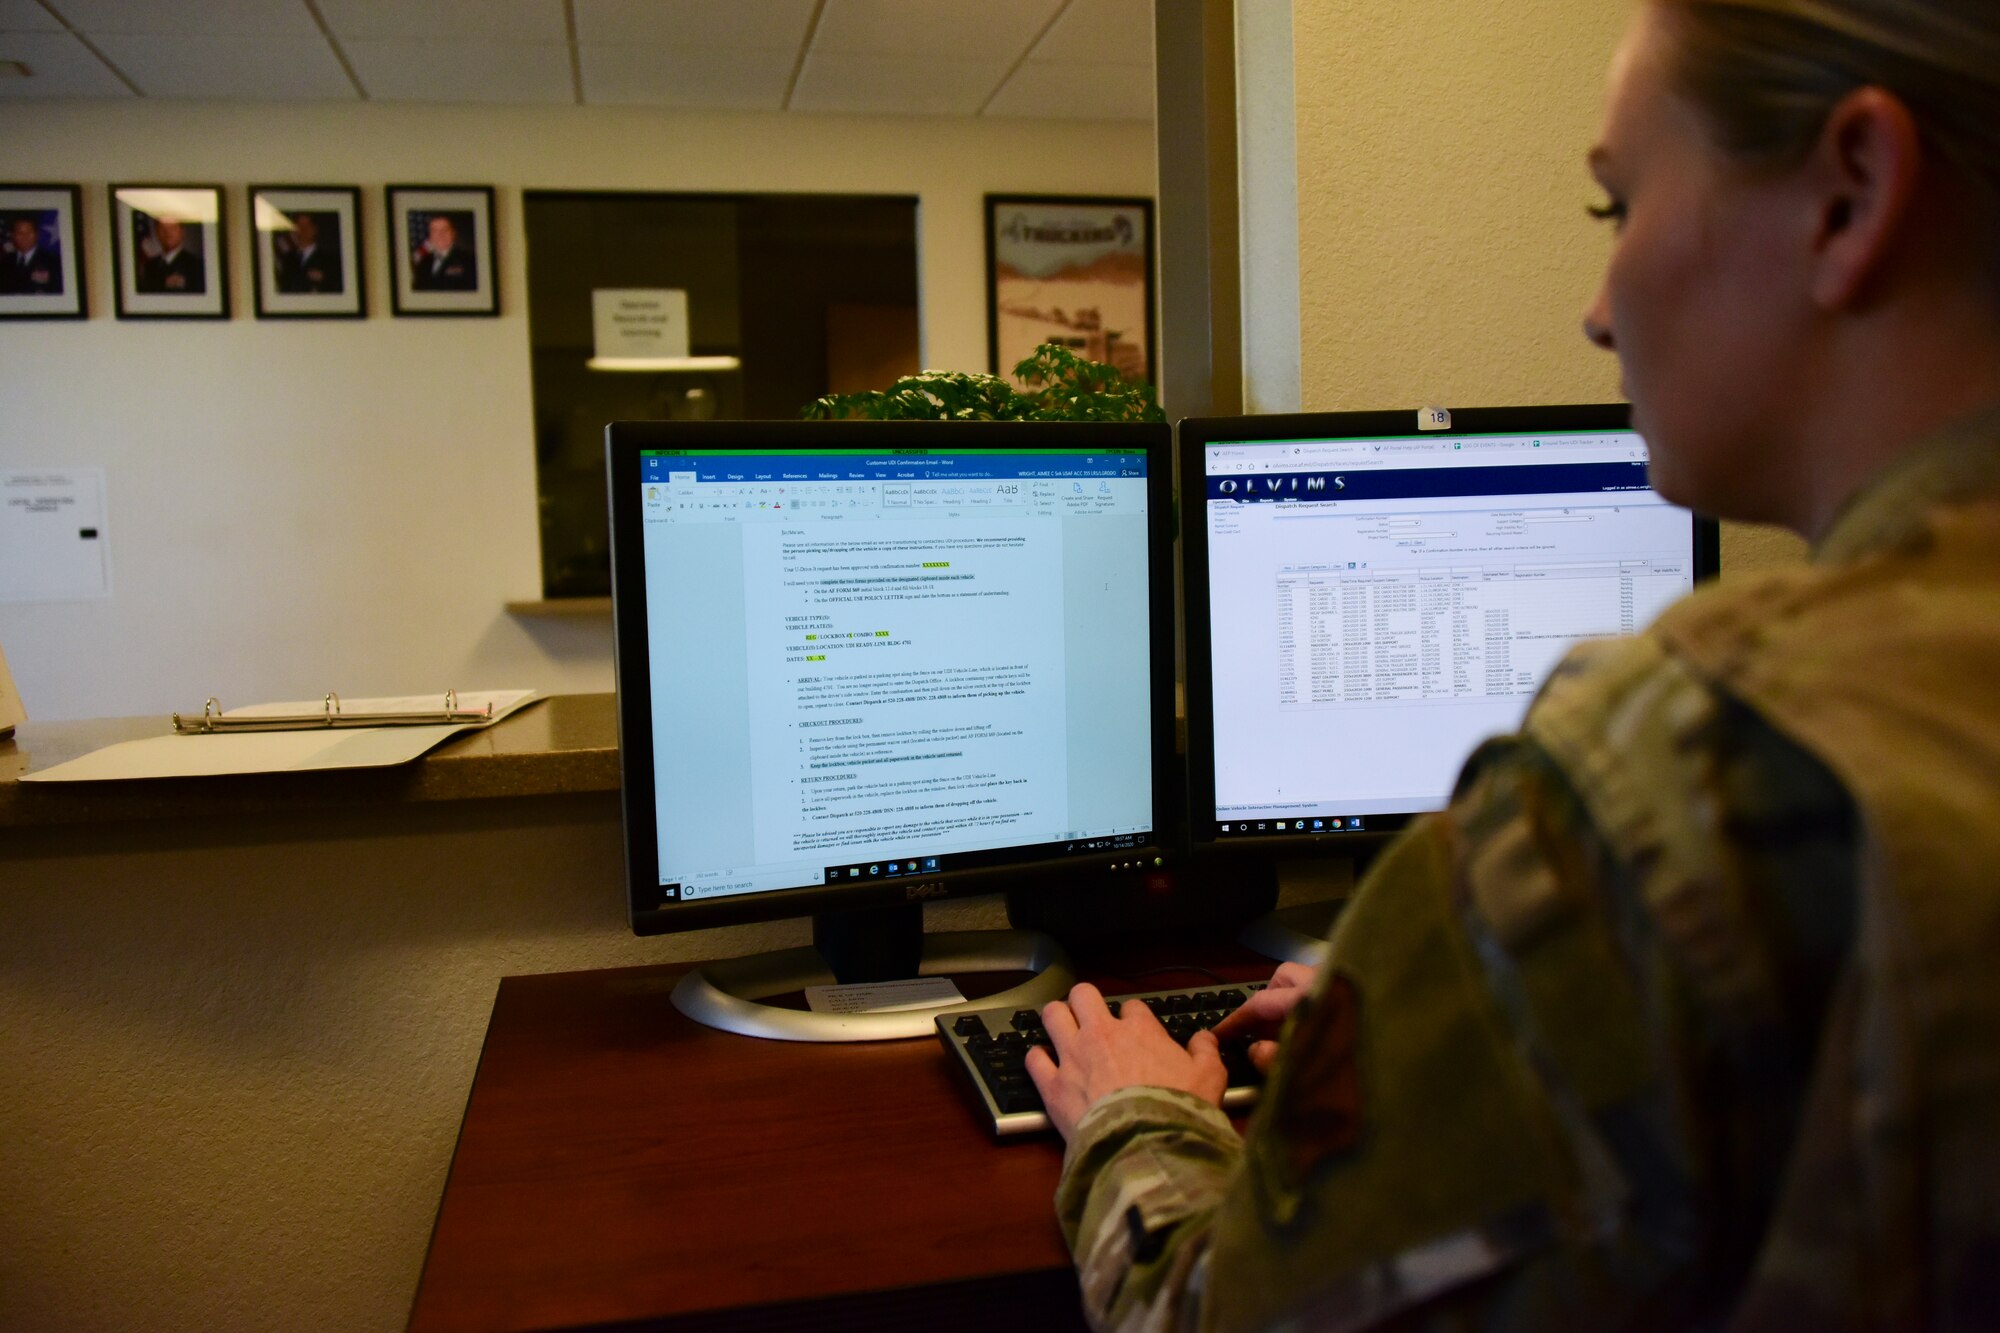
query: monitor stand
[
  {"left": 671, "top": 904, "right": 1074, "bottom": 1043},
  {"left": 1237, "top": 901, "right": 1337, "bottom": 966},
  {"left": 1236, "top": 854, "right": 1375, "bottom": 966}
]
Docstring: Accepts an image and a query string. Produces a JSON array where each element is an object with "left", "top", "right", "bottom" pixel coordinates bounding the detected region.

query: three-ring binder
[{"left": 172, "top": 690, "right": 494, "bottom": 734}]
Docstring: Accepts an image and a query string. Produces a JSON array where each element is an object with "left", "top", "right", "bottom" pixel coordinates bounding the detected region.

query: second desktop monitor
[{"left": 1180, "top": 404, "right": 1720, "bottom": 849}]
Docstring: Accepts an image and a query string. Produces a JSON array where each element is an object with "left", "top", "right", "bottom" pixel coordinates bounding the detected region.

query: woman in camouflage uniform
[{"left": 1028, "top": 1, "right": 2000, "bottom": 1328}]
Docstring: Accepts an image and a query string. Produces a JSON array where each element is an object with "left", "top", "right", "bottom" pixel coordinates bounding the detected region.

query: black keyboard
[{"left": 936, "top": 982, "right": 1269, "bottom": 1138}]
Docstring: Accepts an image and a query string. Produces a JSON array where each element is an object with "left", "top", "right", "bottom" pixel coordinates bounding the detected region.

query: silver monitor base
[{"left": 671, "top": 928, "right": 1074, "bottom": 1042}]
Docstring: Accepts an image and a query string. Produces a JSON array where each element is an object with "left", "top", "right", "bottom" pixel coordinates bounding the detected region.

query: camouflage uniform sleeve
[
  {"left": 1054, "top": 1087, "right": 1243, "bottom": 1329},
  {"left": 1051, "top": 633, "right": 1857, "bottom": 1332}
]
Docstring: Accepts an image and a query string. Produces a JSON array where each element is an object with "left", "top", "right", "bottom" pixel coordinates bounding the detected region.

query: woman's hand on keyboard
[
  {"left": 1025, "top": 982, "right": 1229, "bottom": 1142},
  {"left": 1211, "top": 962, "right": 1318, "bottom": 1073}
]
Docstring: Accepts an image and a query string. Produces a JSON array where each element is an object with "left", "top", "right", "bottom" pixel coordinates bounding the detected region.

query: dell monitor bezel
[
  {"left": 607, "top": 418, "right": 1183, "bottom": 937},
  {"left": 1178, "top": 403, "right": 1721, "bottom": 852}
]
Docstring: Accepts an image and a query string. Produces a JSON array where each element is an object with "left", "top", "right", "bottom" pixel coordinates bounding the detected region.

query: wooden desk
[{"left": 410, "top": 944, "right": 1275, "bottom": 1332}]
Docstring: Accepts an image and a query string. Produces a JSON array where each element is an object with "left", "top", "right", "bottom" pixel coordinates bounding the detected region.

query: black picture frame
[
  {"left": 110, "top": 183, "right": 230, "bottom": 320},
  {"left": 250, "top": 184, "right": 365, "bottom": 320},
  {"left": 0, "top": 183, "right": 86, "bottom": 320},
  {"left": 984, "top": 193, "right": 1155, "bottom": 388},
  {"left": 387, "top": 184, "right": 497, "bottom": 317}
]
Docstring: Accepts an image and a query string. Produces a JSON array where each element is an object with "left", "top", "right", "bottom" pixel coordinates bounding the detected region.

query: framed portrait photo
[
  {"left": 985, "top": 194, "right": 1155, "bottom": 389},
  {"left": 388, "top": 185, "right": 496, "bottom": 317},
  {"left": 0, "top": 184, "right": 86, "bottom": 320},
  {"left": 111, "top": 184, "right": 229, "bottom": 320},
  {"left": 250, "top": 185, "right": 364, "bottom": 320}
]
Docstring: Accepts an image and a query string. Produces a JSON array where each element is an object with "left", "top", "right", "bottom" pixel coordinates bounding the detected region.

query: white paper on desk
[
  {"left": 20, "top": 725, "right": 469, "bottom": 781},
  {"left": 1, "top": 468, "right": 111, "bottom": 603},
  {"left": 804, "top": 976, "right": 966, "bottom": 1015},
  {"left": 19, "top": 690, "right": 541, "bottom": 782}
]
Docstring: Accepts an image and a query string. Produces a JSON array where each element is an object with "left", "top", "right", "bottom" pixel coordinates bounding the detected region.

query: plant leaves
[{"left": 799, "top": 343, "right": 1163, "bottom": 423}]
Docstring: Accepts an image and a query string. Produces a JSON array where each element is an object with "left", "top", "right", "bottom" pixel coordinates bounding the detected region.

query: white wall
[
  {"left": 1283, "top": 0, "right": 1806, "bottom": 571},
  {"left": 1291, "top": 0, "right": 1626, "bottom": 410},
  {"left": 0, "top": 101, "right": 1158, "bottom": 721},
  {"left": 1235, "top": 0, "right": 1301, "bottom": 415}
]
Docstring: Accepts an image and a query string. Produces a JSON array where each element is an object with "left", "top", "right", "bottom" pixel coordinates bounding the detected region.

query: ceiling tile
[
  {"left": 811, "top": 0, "right": 1061, "bottom": 58},
  {"left": 53, "top": 0, "right": 319, "bottom": 38},
  {"left": 91, "top": 32, "right": 356, "bottom": 98},
  {"left": 790, "top": 50, "right": 1010, "bottom": 117},
  {"left": 575, "top": 0, "right": 817, "bottom": 49},
  {"left": 318, "top": 0, "right": 564, "bottom": 42},
  {"left": 1028, "top": 0, "right": 1150, "bottom": 66},
  {"left": 343, "top": 37, "right": 572, "bottom": 103},
  {"left": 580, "top": 42, "right": 792, "bottom": 110},
  {"left": 0, "top": 29, "right": 130, "bottom": 94},
  {"left": 984, "top": 58, "right": 1150, "bottom": 121},
  {"left": 0, "top": 1, "right": 65, "bottom": 32}
]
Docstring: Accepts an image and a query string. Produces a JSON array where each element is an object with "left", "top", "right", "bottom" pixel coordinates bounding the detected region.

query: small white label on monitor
[{"left": 804, "top": 976, "right": 968, "bottom": 1015}]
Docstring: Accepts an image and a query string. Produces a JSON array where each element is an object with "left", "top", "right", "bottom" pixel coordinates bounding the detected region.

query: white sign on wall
[
  {"left": 1, "top": 468, "right": 111, "bottom": 603},
  {"left": 592, "top": 289, "right": 691, "bottom": 361}
]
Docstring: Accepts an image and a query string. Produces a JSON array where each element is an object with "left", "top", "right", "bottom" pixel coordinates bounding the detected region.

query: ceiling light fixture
[{"left": 587, "top": 355, "right": 743, "bottom": 373}]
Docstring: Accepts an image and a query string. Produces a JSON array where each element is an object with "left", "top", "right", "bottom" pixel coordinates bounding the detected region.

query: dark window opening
[{"left": 526, "top": 191, "right": 921, "bottom": 598}]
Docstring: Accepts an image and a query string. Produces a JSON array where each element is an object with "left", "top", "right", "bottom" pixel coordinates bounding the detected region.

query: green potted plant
[{"left": 803, "top": 343, "right": 1164, "bottom": 423}]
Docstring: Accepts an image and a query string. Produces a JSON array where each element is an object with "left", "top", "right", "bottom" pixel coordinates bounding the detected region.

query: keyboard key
[
  {"left": 1011, "top": 1010, "right": 1043, "bottom": 1031},
  {"left": 1222, "top": 1047, "right": 1261, "bottom": 1086},
  {"left": 953, "top": 1014, "right": 985, "bottom": 1037},
  {"left": 994, "top": 1082, "right": 1041, "bottom": 1114}
]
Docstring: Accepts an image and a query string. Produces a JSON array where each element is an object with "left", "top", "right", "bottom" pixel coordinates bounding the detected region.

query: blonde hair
[{"left": 1659, "top": 0, "right": 2000, "bottom": 223}]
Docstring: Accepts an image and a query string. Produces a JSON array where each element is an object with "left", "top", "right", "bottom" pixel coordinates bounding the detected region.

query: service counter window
[{"left": 525, "top": 191, "right": 921, "bottom": 598}]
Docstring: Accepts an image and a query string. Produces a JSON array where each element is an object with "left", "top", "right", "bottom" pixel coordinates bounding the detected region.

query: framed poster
[
  {"left": 388, "top": 184, "right": 496, "bottom": 317},
  {"left": 985, "top": 194, "right": 1154, "bottom": 387},
  {"left": 0, "top": 184, "right": 85, "bottom": 319},
  {"left": 250, "top": 185, "right": 364, "bottom": 319},
  {"left": 111, "top": 184, "right": 229, "bottom": 320}
]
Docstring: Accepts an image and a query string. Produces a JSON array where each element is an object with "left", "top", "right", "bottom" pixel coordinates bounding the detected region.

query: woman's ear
[{"left": 1807, "top": 85, "right": 1924, "bottom": 311}]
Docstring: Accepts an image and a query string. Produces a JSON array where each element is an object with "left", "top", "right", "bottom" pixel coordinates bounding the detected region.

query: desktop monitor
[
  {"left": 1180, "top": 404, "right": 1720, "bottom": 861},
  {"left": 607, "top": 420, "right": 1179, "bottom": 1039}
]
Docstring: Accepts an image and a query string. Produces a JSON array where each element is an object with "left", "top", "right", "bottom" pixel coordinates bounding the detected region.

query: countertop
[{"left": 0, "top": 693, "right": 620, "bottom": 831}]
